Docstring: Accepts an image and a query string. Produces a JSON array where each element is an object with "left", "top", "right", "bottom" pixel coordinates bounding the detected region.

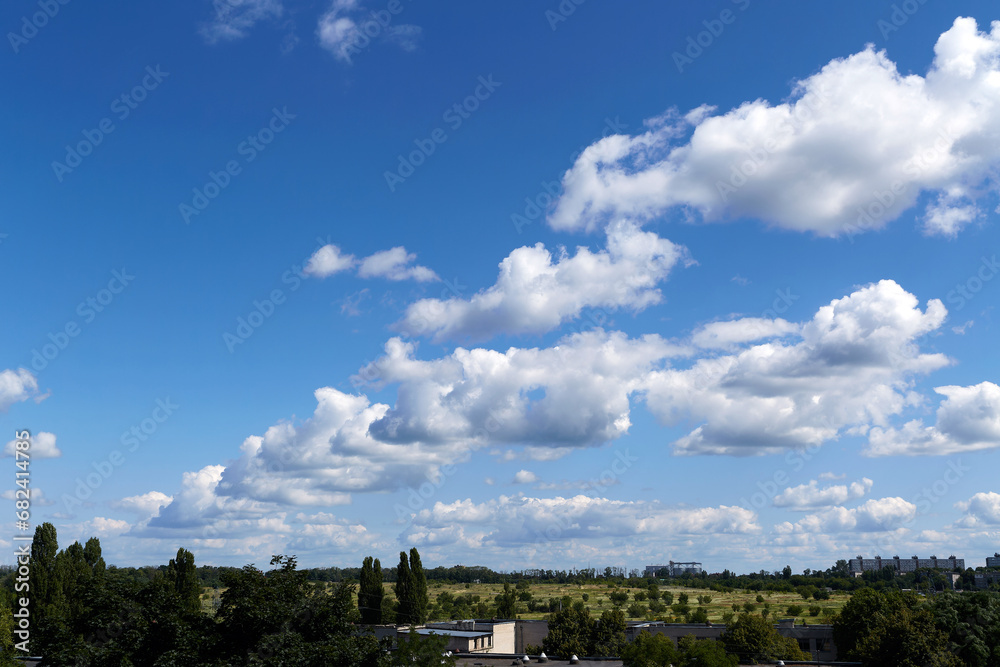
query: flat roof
[{"left": 413, "top": 628, "right": 491, "bottom": 638}]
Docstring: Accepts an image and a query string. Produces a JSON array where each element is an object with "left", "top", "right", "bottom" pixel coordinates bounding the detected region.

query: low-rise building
[
  {"left": 406, "top": 619, "right": 516, "bottom": 654},
  {"left": 987, "top": 552, "right": 1000, "bottom": 568},
  {"left": 975, "top": 572, "right": 1000, "bottom": 589}
]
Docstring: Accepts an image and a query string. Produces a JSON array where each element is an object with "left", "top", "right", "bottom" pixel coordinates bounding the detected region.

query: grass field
[
  {"left": 201, "top": 580, "right": 849, "bottom": 624},
  {"left": 421, "top": 581, "right": 846, "bottom": 623}
]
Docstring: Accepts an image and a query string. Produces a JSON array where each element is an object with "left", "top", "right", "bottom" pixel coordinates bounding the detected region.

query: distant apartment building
[
  {"left": 848, "top": 555, "right": 965, "bottom": 576},
  {"left": 975, "top": 572, "right": 1000, "bottom": 589},
  {"left": 644, "top": 561, "right": 703, "bottom": 577},
  {"left": 987, "top": 552, "right": 1000, "bottom": 568}
]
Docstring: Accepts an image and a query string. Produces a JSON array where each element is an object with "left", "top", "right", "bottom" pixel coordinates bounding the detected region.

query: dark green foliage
[
  {"left": 592, "top": 607, "right": 627, "bottom": 656},
  {"left": 621, "top": 630, "right": 680, "bottom": 666},
  {"left": 494, "top": 583, "right": 517, "bottom": 619},
  {"left": 395, "top": 552, "right": 415, "bottom": 625},
  {"left": 542, "top": 606, "right": 595, "bottom": 658},
  {"left": 834, "top": 588, "right": 961, "bottom": 666},
  {"left": 359, "top": 556, "right": 384, "bottom": 624},
  {"left": 721, "top": 613, "right": 810, "bottom": 663},
  {"left": 392, "top": 630, "right": 455, "bottom": 667},
  {"left": 622, "top": 631, "right": 736, "bottom": 667},
  {"left": 408, "top": 548, "right": 428, "bottom": 624},
  {"left": 608, "top": 589, "right": 628, "bottom": 606},
  {"left": 928, "top": 591, "right": 1000, "bottom": 666},
  {"left": 166, "top": 548, "right": 201, "bottom": 614}
]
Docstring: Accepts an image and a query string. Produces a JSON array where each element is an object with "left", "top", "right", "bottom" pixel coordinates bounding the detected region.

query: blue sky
[{"left": 3, "top": 0, "right": 1000, "bottom": 574}]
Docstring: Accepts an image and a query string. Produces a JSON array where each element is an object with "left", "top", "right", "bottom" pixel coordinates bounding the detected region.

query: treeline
[
  {"left": 539, "top": 606, "right": 810, "bottom": 665},
  {"left": 834, "top": 587, "right": 1000, "bottom": 665},
  {"left": 0, "top": 523, "right": 452, "bottom": 667}
]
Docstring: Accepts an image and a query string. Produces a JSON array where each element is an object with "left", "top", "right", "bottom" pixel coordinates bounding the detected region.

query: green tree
[
  {"left": 834, "top": 588, "right": 960, "bottom": 666},
  {"left": 592, "top": 608, "right": 627, "bottom": 656},
  {"left": 409, "top": 548, "right": 428, "bottom": 624},
  {"left": 928, "top": 590, "right": 1000, "bottom": 667},
  {"left": 166, "top": 546, "right": 201, "bottom": 614},
  {"left": 495, "top": 583, "right": 517, "bottom": 619},
  {"left": 721, "top": 613, "right": 809, "bottom": 663},
  {"left": 392, "top": 629, "right": 456, "bottom": 667},
  {"left": 28, "top": 522, "right": 61, "bottom": 623},
  {"left": 543, "top": 606, "right": 594, "bottom": 658},
  {"left": 395, "top": 551, "right": 416, "bottom": 625},
  {"left": 621, "top": 630, "right": 680, "bottom": 666},
  {"left": 678, "top": 634, "right": 738, "bottom": 666},
  {"left": 359, "top": 556, "right": 385, "bottom": 624}
]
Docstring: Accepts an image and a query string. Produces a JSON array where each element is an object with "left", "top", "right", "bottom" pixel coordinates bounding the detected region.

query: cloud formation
[
  {"left": 773, "top": 477, "right": 873, "bottom": 510},
  {"left": 304, "top": 244, "right": 437, "bottom": 282},
  {"left": 398, "top": 222, "right": 690, "bottom": 341},
  {"left": 550, "top": 17, "right": 1000, "bottom": 238},
  {"left": 866, "top": 381, "right": 1000, "bottom": 455},
  {"left": 3, "top": 431, "right": 60, "bottom": 458},
  {"left": 201, "top": 0, "right": 283, "bottom": 43},
  {"left": 317, "top": 0, "right": 422, "bottom": 62},
  {"left": 402, "top": 494, "right": 759, "bottom": 550},
  {"left": 644, "top": 280, "right": 949, "bottom": 455},
  {"left": 775, "top": 497, "right": 917, "bottom": 534},
  {"left": 0, "top": 368, "right": 40, "bottom": 412}
]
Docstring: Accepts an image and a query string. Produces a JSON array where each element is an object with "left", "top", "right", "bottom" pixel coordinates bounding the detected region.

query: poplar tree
[
  {"left": 359, "top": 556, "right": 384, "bottom": 624},
  {"left": 409, "top": 547, "right": 428, "bottom": 624},
  {"left": 166, "top": 547, "right": 201, "bottom": 614},
  {"left": 395, "top": 551, "right": 415, "bottom": 625}
]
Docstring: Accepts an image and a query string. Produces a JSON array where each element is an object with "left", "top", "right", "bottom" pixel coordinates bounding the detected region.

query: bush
[
  {"left": 786, "top": 604, "right": 804, "bottom": 617},
  {"left": 633, "top": 591, "right": 647, "bottom": 602},
  {"left": 627, "top": 602, "right": 646, "bottom": 618},
  {"left": 743, "top": 602, "right": 757, "bottom": 613},
  {"left": 755, "top": 594, "right": 765, "bottom": 603},
  {"left": 813, "top": 588, "right": 831, "bottom": 600},
  {"left": 581, "top": 593, "right": 589, "bottom": 602},
  {"left": 809, "top": 605, "right": 821, "bottom": 616}
]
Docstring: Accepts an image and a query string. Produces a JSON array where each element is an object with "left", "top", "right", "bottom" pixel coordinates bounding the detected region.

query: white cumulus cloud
[
  {"left": 398, "top": 221, "right": 690, "bottom": 342},
  {"left": 866, "top": 381, "right": 1000, "bottom": 455},
  {"left": 550, "top": 17, "right": 1000, "bottom": 238},
  {"left": 773, "top": 477, "right": 873, "bottom": 510}
]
